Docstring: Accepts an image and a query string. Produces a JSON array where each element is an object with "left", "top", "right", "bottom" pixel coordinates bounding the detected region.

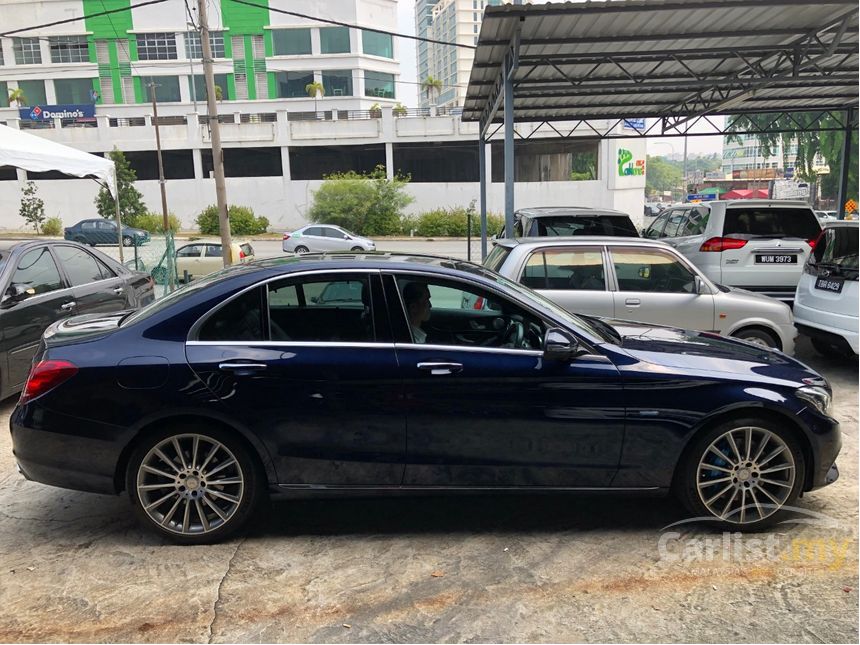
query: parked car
[
  {"left": 497, "top": 207, "right": 640, "bottom": 238},
  {"left": 0, "top": 240, "right": 153, "bottom": 399},
  {"left": 815, "top": 210, "right": 838, "bottom": 222},
  {"left": 174, "top": 242, "right": 254, "bottom": 282},
  {"left": 794, "top": 221, "right": 859, "bottom": 357},
  {"left": 282, "top": 225, "right": 376, "bottom": 253},
  {"left": 643, "top": 199, "right": 821, "bottom": 302},
  {"left": 64, "top": 219, "right": 150, "bottom": 247},
  {"left": 11, "top": 253, "right": 839, "bottom": 543},
  {"left": 485, "top": 237, "right": 796, "bottom": 352}
]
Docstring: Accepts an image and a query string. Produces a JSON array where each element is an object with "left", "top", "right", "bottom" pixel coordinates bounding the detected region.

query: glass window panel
[
  {"left": 17, "top": 80, "right": 47, "bottom": 106},
  {"left": 275, "top": 71, "right": 314, "bottom": 98},
  {"left": 364, "top": 71, "right": 394, "bottom": 99},
  {"left": 53, "top": 246, "right": 104, "bottom": 286},
  {"left": 14, "top": 38, "right": 42, "bottom": 65},
  {"left": 185, "top": 31, "right": 225, "bottom": 59},
  {"left": 136, "top": 33, "right": 178, "bottom": 61},
  {"left": 611, "top": 249, "right": 696, "bottom": 294},
  {"left": 362, "top": 30, "right": 393, "bottom": 58},
  {"left": 199, "top": 287, "right": 265, "bottom": 341},
  {"left": 49, "top": 35, "right": 89, "bottom": 63},
  {"left": 188, "top": 74, "right": 228, "bottom": 102},
  {"left": 662, "top": 211, "right": 688, "bottom": 238},
  {"left": 54, "top": 78, "right": 94, "bottom": 104},
  {"left": 522, "top": 248, "right": 606, "bottom": 291},
  {"left": 11, "top": 247, "right": 63, "bottom": 295},
  {"left": 320, "top": 27, "right": 350, "bottom": 54},
  {"left": 0, "top": 82, "right": 8, "bottom": 108},
  {"left": 321, "top": 70, "right": 352, "bottom": 97},
  {"left": 141, "top": 76, "right": 181, "bottom": 103},
  {"left": 272, "top": 28, "right": 312, "bottom": 55}
]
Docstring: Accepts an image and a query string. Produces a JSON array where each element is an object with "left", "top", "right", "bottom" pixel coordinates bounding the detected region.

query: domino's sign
[{"left": 19, "top": 104, "right": 96, "bottom": 121}]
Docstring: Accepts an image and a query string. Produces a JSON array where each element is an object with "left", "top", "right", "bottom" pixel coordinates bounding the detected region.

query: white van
[{"left": 794, "top": 221, "right": 858, "bottom": 356}]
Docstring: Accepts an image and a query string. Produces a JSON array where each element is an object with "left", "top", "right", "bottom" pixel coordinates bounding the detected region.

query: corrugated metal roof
[{"left": 462, "top": 0, "right": 859, "bottom": 126}]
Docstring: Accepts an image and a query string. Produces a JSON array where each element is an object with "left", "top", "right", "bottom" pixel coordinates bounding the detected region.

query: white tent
[{"left": 0, "top": 124, "right": 125, "bottom": 257}]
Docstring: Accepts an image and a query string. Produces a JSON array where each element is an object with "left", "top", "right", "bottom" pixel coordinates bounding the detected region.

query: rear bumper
[
  {"left": 795, "top": 322, "right": 859, "bottom": 355},
  {"left": 794, "top": 301, "right": 859, "bottom": 354}
]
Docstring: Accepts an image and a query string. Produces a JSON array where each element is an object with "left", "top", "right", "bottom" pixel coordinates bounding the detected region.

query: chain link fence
[{"left": 122, "top": 232, "right": 179, "bottom": 298}]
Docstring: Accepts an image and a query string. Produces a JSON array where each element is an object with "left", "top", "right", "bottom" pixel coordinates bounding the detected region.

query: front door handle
[
  {"left": 218, "top": 362, "right": 267, "bottom": 375},
  {"left": 625, "top": 298, "right": 641, "bottom": 307},
  {"left": 113, "top": 287, "right": 124, "bottom": 295},
  {"left": 417, "top": 362, "right": 463, "bottom": 375},
  {"left": 60, "top": 301, "right": 77, "bottom": 311}
]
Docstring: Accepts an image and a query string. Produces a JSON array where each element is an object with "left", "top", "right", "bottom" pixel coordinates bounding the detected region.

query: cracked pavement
[{"left": 0, "top": 336, "right": 856, "bottom": 643}]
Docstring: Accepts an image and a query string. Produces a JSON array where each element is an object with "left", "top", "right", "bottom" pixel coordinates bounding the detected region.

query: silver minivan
[{"left": 643, "top": 200, "right": 821, "bottom": 302}]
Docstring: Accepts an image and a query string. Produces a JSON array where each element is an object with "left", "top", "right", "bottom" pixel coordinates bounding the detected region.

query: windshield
[
  {"left": 723, "top": 207, "right": 820, "bottom": 239},
  {"left": 811, "top": 226, "right": 859, "bottom": 276}
]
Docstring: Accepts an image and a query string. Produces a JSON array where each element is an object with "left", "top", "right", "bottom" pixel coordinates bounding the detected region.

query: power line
[
  {"left": 0, "top": 0, "right": 169, "bottom": 37},
  {"left": 228, "top": 0, "right": 476, "bottom": 50}
]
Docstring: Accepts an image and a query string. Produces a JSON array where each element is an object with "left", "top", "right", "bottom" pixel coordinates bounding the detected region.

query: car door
[
  {"left": 175, "top": 244, "right": 204, "bottom": 281},
  {"left": 608, "top": 246, "right": 715, "bottom": 331},
  {"left": 202, "top": 244, "right": 226, "bottom": 276},
  {"left": 0, "top": 246, "right": 73, "bottom": 392},
  {"left": 185, "top": 271, "right": 405, "bottom": 485},
  {"left": 657, "top": 209, "right": 690, "bottom": 248},
  {"left": 96, "top": 219, "right": 118, "bottom": 245},
  {"left": 52, "top": 244, "right": 128, "bottom": 315},
  {"left": 78, "top": 220, "right": 98, "bottom": 245},
  {"left": 302, "top": 226, "right": 328, "bottom": 251},
  {"left": 385, "top": 272, "right": 625, "bottom": 487},
  {"left": 321, "top": 227, "right": 351, "bottom": 251},
  {"left": 518, "top": 246, "right": 615, "bottom": 318}
]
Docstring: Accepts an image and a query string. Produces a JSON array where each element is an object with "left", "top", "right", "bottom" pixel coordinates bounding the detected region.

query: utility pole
[
  {"left": 149, "top": 82, "right": 175, "bottom": 292},
  {"left": 198, "top": 0, "right": 232, "bottom": 266}
]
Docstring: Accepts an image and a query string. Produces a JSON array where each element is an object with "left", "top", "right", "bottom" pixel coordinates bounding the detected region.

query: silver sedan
[
  {"left": 282, "top": 224, "right": 376, "bottom": 254},
  {"left": 485, "top": 236, "right": 796, "bottom": 353}
]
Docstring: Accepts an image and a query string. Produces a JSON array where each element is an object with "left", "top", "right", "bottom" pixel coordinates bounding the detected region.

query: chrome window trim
[
  {"left": 394, "top": 343, "right": 543, "bottom": 357},
  {"left": 187, "top": 340, "right": 395, "bottom": 349}
]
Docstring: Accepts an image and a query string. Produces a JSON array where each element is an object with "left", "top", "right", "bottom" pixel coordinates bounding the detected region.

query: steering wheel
[{"left": 503, "top": 319, "right": 525, "bottom": 348}]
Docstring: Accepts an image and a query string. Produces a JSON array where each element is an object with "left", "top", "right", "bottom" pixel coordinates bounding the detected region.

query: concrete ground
[{"left": 0, "top": 335, "right": 856, "bottom": 643}]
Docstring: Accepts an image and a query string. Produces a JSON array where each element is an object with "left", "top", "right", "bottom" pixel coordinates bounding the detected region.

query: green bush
[
  {"left": 196, "top": 205, "right": 269, "bottom": 236},
  {"left": 42, "top": 216, "right": 62, "bottom": 236},
  {"left": 135, "top": 212, "right": 181, "bottom": 233},
  {"left": 412, "top": 207, "right": 503, "bottom": 237},
  {"left": 309, "top": 166, "right": 413, "bottom": 236}
]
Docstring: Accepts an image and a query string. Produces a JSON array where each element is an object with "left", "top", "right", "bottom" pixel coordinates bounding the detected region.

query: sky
[{"left": 394, "top": 1, "right": 724, "bottom": 157}]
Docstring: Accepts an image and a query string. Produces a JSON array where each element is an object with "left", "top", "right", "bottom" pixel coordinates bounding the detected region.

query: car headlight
[{"left": 797, "top": 385, "right": 833, "bottom": 416}]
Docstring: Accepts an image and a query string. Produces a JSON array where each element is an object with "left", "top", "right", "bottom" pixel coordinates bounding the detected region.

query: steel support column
[
  {"left": 479, "top": 135, "right": 488, "bottom": 260},
  {"left": 504, "top": 57, "right": 515, "bottom": 236},
  {"left": 837, "top": 107, "right": 855, "bottom": 219}
]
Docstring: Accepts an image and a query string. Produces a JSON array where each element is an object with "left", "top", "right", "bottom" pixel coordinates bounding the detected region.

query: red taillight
[
  {"left": 20, "top": 360, "right": 78, "bottom": 405},
  {"left": 239, "top": 250, "right": 246, "bottom": 259},
  {"left": 699, "top": 237, "right": 749, "bottom": 252},
  {"left": 282, "top": 233, "right": 290, "bottom": 240},
  {"left": 808, "top": 233, "right": 821, "bottom": 250}
]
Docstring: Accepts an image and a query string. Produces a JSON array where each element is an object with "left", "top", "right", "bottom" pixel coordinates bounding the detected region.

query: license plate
[
  {"left": 755, "top": 254, "right": 797, "bottom": 264},
  {"left": 815, "top": 277, "right": 844, "bottom": 293}
]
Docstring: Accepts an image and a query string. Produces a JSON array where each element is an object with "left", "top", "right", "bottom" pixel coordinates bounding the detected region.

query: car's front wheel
[
  {"left": 122, "top": 235, "right": 134, "bottom": 247},
  {"left": 732, "top": 327, "right": 780, "bottom": 350},
  {"left": 126, "top": 425, "right": 263, "bottom": 544},
  {"left": 351, "top": 246, "right": 364, "bottom": 252},
  {"left": 677, "top": 419, "right": 804, "bottom": 529}
]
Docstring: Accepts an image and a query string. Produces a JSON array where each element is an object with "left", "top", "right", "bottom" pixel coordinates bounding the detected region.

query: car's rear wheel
[
  {"left": 732, "top": 327, "right": 780, "bottom": 350},
  {"left": 677, "top": 419, "right": 804, "bottom": 529},
  {"left": 126, "top": 425, "right": 263, "bottom": 544},
  {"left": 294, "top": 245, "right": 309, "bottom": 254}
]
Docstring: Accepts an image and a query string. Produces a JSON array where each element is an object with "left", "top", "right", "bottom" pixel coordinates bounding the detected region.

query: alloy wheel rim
[
  {"left": 696, "top": 426, "right": 795, "bottom": 524},
  {"left": 136, "top": 434, "right": 244, "bottom": 535}
]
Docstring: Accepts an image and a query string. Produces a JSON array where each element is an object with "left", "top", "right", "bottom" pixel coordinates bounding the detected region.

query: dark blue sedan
[
  {"left": 64, "top": 218, "right": 150, "bottom": 247},
  {"left": 10, "top": 254, "right": 840, "bottom": 543}
]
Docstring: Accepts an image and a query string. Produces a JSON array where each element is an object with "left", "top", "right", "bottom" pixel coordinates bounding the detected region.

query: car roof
[
  {"left": 249, "top": 252, "right": 488, "bottom": 275},
  {"left": 514, "top": 207, "right": 631, "bottom": 218},
  {"left": 494, "top": 236, "right": 672, "bottom": 249},
  {"left": 0, "top": 239, "right": 73, "bottom": 252},
  {"left": 718, "top": 199, "right": 813, "bottom": 208}
]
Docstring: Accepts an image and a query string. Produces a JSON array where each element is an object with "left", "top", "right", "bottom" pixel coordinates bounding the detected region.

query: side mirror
[
  {"left": 543, "top": 328, "right": 585, "bottom": 361},
  {"left": 343, "top": 234, "right": 350, "bottom": 240},
  {"left": 694, "top": 276, "right": 708, "bottom": 294}
]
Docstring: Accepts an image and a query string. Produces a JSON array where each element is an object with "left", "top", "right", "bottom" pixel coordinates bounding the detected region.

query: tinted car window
[
  {"left": 304, "top": 227, "right": 324, "bottom": 236},
  {"left": 176, "top": 245, "right": 203, "bottom": 258},
  {"left": 683, "top": 207, "right": 710, "bottom": 236},
  {"left": 612, "top": 248, "right": 696, "bottom": 293},
  {"left": 644, "top": 211, "right": 670, "bottom": 239},
  {"left": 199, "top": 287, "right": 265, "bottom": 341},
  {"left": 533, "top": 216, "right": 638, "bottom": 237},
  {"left": 53, "top": 246, "right": 105, "bottom": 286},
  {"left": 662, "top": 211, "right": 688, "bottom": 238},
  {"left": 11, "top": 247, "right": 64, "bottom": 295},
  {"left": 323, "top": 228, "right": 345, "bottom": 239},
  {"left": 483, "top": 245, "right": 512, "bottom": 273},
  {"left": 723, "top": 208, "right": 820, "bottom": 239},
  {"left": 204, "top": 245, "right": 222, "bottom": 257},
  {"left": 267, "top": 275, "right": 372, "bottom": 342},
  {"left": 522, "top": 248, "right": 605, "bottom": 291},
  {"left": 98, "top": 221, "right": 116, "bottom": 230},
  {"left": 81, "top": 221, "right": 97, "bottom": 230},
  {"left": 811, "top": 226, "right": 859, "bottom": 275}
]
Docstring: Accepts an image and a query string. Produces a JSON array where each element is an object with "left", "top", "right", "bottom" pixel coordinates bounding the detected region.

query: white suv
[
  {"left": 644, "top": 200, "right": 821, "bottom": 302},
  {"left": 794, "top": 221, "right": 858, "bottom": 356}
]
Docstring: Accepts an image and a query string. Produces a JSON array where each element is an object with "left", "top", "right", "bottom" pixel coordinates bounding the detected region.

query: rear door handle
[
  {"left": 218, "top": 362, "right": 267, "bottom": 374},
  {"left": 113, "top": 287, "right": 124, "bottom": 295},
  {"left": 625, "top": 298, "right": 641, "bottom": 307},
  {"left": 417, "top": 362, "right": 463, "bottom": 375},
  {"left": 60, "top": 302, "right": 77, "bottom": 311}
]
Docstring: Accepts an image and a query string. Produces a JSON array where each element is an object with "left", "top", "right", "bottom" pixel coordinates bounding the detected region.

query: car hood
[{"left": 600, "top": 318, "right": 820, "bottom": 386}]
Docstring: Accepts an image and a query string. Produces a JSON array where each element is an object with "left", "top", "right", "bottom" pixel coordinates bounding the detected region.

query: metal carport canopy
[{"left": 462, "top": 0, "right": 859, "bottom": 256}]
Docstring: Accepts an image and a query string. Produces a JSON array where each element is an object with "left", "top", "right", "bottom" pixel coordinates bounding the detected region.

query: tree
[
  {"left": 305, "top": 81, "right": 324, "bottom": 114},
  {"left": 8, "top": 88, "right": 26, "bottom": 107},
  {"left": 727, "top": 113, "right": 858, "bottom": 202},
  {"left": 95, "top": 149, "right": 148, "bottom": 227},
  {"left": 309, "top": 165, "right": 414, "bottom": 236},
  {"left": 646, "top": 155, "right": 683, "bottom": 196},
  {"left": 19, "top": 181, "right": 45, "bottom": 233},
  {"left": 421, "top": 76, "right": 443, "bottom": 106}
]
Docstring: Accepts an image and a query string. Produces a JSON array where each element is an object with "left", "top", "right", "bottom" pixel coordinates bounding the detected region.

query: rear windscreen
[
  {"left": 534, "top": 216, "right": 639, "bottom": 237},
  {"left": 812, "top": 226, "right": 859, "bottom": 273},
  {"left": 483, "top": 244, "right": 512, "bottom": 272},
  {"left": 722, "top": 208, "right": 821, "bottom": 239}
]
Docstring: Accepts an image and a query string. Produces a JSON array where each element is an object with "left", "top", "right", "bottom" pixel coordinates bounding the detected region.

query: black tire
[
  {"left": 294, "top": 245, "right": 309, "bottom": 254},
  {"left": 350, "top": 246, "right": 364, "bottom": 252},
  {"left": 126, "top": 424, "right": 264, "bottom": 544},
  {"left": 122, "top": 235, "right": 134, "bottom": 247},
  {"left": 811, "top": 338, "right": 846, "bottom": 358},
  {"left": 732, "top": 327, "right": 780, "bottom": 350},
  {"left": 676, "top": 417, "right": 805, "bottom": 530}
]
